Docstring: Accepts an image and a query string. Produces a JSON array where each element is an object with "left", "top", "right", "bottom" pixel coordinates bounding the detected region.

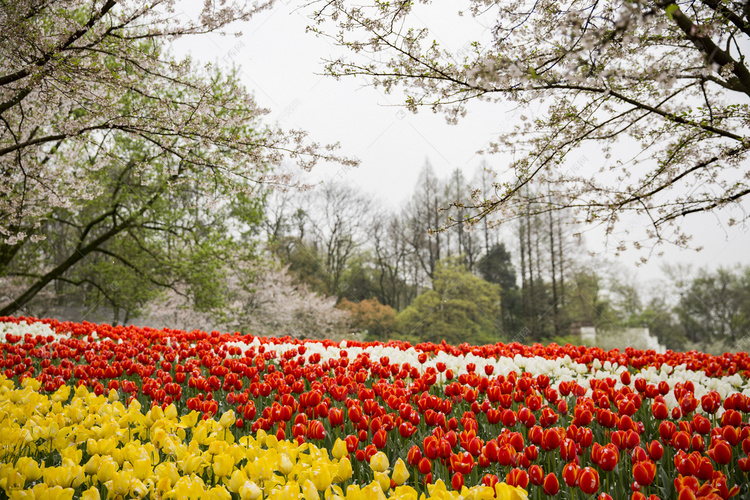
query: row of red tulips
[{"left": 1, "top": 316, "right": 749, "bottom": 499}]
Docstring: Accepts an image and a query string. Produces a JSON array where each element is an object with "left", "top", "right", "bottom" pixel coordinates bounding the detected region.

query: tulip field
[{"left": 1, "top": 317, "right": 750, "bottom": 499}]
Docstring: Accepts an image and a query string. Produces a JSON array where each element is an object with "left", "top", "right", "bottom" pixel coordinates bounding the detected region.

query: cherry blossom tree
[
  {"left": 310, "top": 0, "right": 750, "bottom": 250},
  {"left": 0, "top": 0, "right": 354, "bottom": 263},
  {"left": 140, "top": 263, "right": 353, "bottom": 340}
]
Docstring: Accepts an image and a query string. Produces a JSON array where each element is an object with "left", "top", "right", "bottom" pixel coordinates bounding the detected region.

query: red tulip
[
  {"left": 506, "top": 468, "right": 529, "bottom": 489},
  {"left": 528, "top": 425, "right": 543, "bottom": 446},
  {"left": 560, "top": 438, "right": 577, "bottom": 462},
  {"left": 542, "top": 472, "right": 560, "bottom": 495},
  {"left": 578, "top": 467, "right": 599, "bottom": 495},
  {"left": 659, "top": 421, "right": 676, "bottom": 441},
  {"left": 722, "top": 425, "right": 740, "bottom": 446},
  {"left": 466, "top": 436, "right": 483, "bottom": 457},
  {"left": 541, "top": 428, "right": 561, "bottom": 451},
  {"left": 706, "top": 439, "right": 732, "bottom": 465},
  {"left": 328, "top": 407, "right": 343, "bottom": 427},
  {"left": 418, "top": 457, "right": 432, "bottom": 474},
  {"left": 484, "top": 440, "right": 500, "bottom": 462},
  {"left": 451, "top": 472, "right": 464, "bottom": 491},
  {"left": 372, "top": 428, "right": 388, "bottom": 449},
  {"left": 562, "top": 462, "right": 579, "bottom": 487},
  {"left": 690, "top": 434, "right": 704, "bottom": 453},
  {"left": 647, "top": 440, "right": 663, "bottom": 461},
  {"left": 529, "top": 464, "right": 544, "bottom": 486},
  {"left": 574, "top": 406, "right": 593, "bottom": 426},
  {"left": 695, "top": 456, "right": 714, "bottom": 481},
  {"left": 482, "top": 474, "right": 500, "bottom": 489},
  {"left": 449, "top": 451, "right": 474, "bottom": 475},
  {"left": 672, "top": 431, "right": 691, "bottom": 452},
  {"left": 501, "top": 409, "right": 517, "bottom": 427},
  {"left": 540, "top": 407, "right": 559, "bottom": 428},
  {"left": 633, "top": 460, "right": 656, "bottom": 486}
]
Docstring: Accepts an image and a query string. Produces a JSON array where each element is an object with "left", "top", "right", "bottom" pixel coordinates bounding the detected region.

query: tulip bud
[
  {"left": 542, "top": 472, "right": 560, "bottom": 495},
  {"left": 392, "top": 458, "right": 409, "bottom": 485},
  {"left": 370, "top": 451, "right": 389, "bottom": 473}
]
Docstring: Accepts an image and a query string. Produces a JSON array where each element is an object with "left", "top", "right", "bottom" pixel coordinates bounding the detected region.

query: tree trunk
[
  {"left": 525, "top": 201, "right": 537, "bottom": 338},
  {"left": 549, "top": 207, "right": 560, "bottom": 337},
  {"left": 0, "top": 223, "right": 128, "bottom": 316}
]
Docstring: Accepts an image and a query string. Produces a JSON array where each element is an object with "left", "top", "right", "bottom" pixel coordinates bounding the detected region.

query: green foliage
[
  {"left": 478, "top": 243, "right": 516, "bottom": 291},
  {"left": 563, "top": 269, "right": 619, "bottom": 329},
  {"left": 337, "top": 297, "right": 395, "bottom": 339},
  {"left": 675, "top": 266, "right": 750, "bottom": 347},
  {"left": 394, "top": 259, "right": 502, "bottom": 345},
  {"left": 6, "top": 128, "right": 267, "bottom": 323},
  {"left": 271, "top": 237, "right": 328, "bottom": 295}
]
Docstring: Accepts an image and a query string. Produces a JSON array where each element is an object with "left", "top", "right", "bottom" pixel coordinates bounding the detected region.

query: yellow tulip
[
  {"left": 333, "top": 457, "right": 353, "bottom": 483},
  {"left": 96, "top": 456, "right": 119, "bottom": 483},
  {"left": 209, "top": 440, "right": 227, "bottom": 455},
  {"left": 278, "top": 453, "right": 294, "bottom": 475},
  {"left": 160, "top": 403, "right": 175, "bottom": 420},
  {"left": 106, "top": 470, "right": 132, "bottom": 496},
  {"left": 374, "top": 471, "right": 391, "bottom": 494},
  {"left": 155, "top": 462, "right": 180, "bottom": 487},
  {"left": 168, "top": 476, "right": 207, "bottom": 500},
  {"left": 107, "top": 389, "right": 119, "bottom": 402},
  {"left": 43, "top": 485, "right": 75, "bottom": 500},
  {"left": 131, "top": 458, "right": 152, "bottom": 481},
  {"left": 392, "top": 458, "right": 409, "bottom": 486},
  {"left": 43, "top": 467, "right": 73, "bottom": 488},
  {"left": 227, "top": 470, "right": 247, "bottom": 493},
  {"left": 302, "top": 479, "right": 319, "bottom": 500},
  {"left": 8, "top": 490, "right": 34, "bottom": 500},
  {"left": 21, "top": 377, "right": 41, "bottom": 391},
  {"left": 474, "top": 485, "right": 498, "bottom": 500},
  {"left": 180, "top": 453, "right": 203, "bottom": 475},
  {"left": 332, "top": 438, "right": 348, "bottom": 460},
  {"left": 264, "top": 434, "right": 279, "bottom": 450},
  {"left": 150, "top": 405, "right": 165, "bottom": 422},
  {"left": 98, "top": 436, "right": 117, "bottom": 455},
  {"left": 0, "top": 469, "right": 24, "bottom": 490},
  {"left": 131, "top": 477, "right": 150, "bottom": 499},
  {"left": 361, "top": 481, "right": 387, "bottom": 500},
  {"left": 51, "top": 386, "right": 70, "bottom": 403},
  {"left": 213, "top": 452, "right": 235, "bottom": 477},
  {"left": 311, "top": 463, "right": 332, "bottom": 492},
  {"left": 219, "top": 410, "right": 236, "bottom": 428},
  {"left": 16, "top": 456, "right": 42, "bottom": 481},
  {"left": 495, "top": 482, "right": 528, "bottom": 500},
  {"left": 238, "top": 480, "right": 262, "bottom": 500},
  {"left": 180, "top": 410, "right": 200, "bottom": 429},
  {"left": 81, "top": 486, "right": 101, "bottom": 500},
  {"left": 392, "top": 485, "right": 420, "bottom": 500},
  {"left": 208, "top": 485, "right": 232, "bottom": 500},
  {"left": 369, "top": 451, "right": 389, "bottom": 473},
  {"left": 155, "top": 477, "right": 172, "bottom": 496},
  {"left": 60, "top": 446, "right": 82, "bottom": 466}
]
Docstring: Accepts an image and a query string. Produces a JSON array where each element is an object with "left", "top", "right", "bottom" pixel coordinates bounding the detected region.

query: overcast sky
[{"left": 172, "top": 0, "right": 750, "bottom": 290}]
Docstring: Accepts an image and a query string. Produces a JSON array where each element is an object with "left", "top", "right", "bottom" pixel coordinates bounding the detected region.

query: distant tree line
[
  {"left": 265, "top": 160, "right": 750, "bottom": 352},
  {"left": 5, "top": 142, "right": 749, "bottom": 352}
]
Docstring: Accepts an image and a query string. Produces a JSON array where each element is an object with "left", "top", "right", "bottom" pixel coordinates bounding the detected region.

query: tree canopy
[
  {"left": 0, "top": 0, "right": 353, "bottom": 254},
  {"left": 310, "top": 0, "right": 750, "bottom": 249},
  {"left": 395, "top": 258, "right": 502, "bottom": 345},
  {"left": 0, "top": 0, "right": 357, "bottom": 318}
]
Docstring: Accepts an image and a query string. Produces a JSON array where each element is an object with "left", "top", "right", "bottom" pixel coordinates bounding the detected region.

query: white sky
[{"left": 171, "top": 1, "right": 750, "bottom": 291}]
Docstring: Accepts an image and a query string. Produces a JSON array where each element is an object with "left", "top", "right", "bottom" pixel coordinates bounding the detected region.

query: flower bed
[{"left": 1, "top": 316, "right": 749, "bottom": 499}]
